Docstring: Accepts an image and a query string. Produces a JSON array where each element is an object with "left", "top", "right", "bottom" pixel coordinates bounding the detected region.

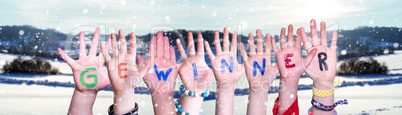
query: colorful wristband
[
  {"left": 313, "top": 87, "right": 334, "bottom": 97},
  {"left": 308, "top": 107, "right": 337, "bottom": 115},
  {"left": 180, "top": 85, "right": 209, "bottom": 97},
  {"left": 311, "top": 98, "right": 348, "bottom": 111},
  {"left": 175, "top": 101, "right": 190, "bottom": 115}
]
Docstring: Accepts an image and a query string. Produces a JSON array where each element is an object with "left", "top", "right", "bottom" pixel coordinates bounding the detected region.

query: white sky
[{"left": 1, "top": 0, "right": 401, "bottom": 35}]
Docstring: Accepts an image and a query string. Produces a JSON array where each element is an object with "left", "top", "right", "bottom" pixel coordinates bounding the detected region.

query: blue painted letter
[
  {"left": 192, "top": 63, "right": 198, "bottom": 81},
  {"left": 154, "top": 65, "right": 172, "bottom": 82},
  {"left": 221, "top": 56, "right": 234, "bottom": 74},
  {"left": 253, "top": 58, "right": 266, "bottom": 77}
]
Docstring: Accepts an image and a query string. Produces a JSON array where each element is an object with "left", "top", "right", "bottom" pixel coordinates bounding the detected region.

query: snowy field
[{"left": 1, "top": 51, "right": 402, "bottom": 114}]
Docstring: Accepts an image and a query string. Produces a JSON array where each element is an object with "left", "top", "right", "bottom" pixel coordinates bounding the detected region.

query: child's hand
[
  {"left": 177, "top": 32, "right": 214, "bottom": 93},
  {"left": 100, "top": 30, "right": 149, "bottom": 94},
  {"left": 100, "top": 30, "right": 150, "bottom": 114},
  {"left": 139, "top": 31, "right": 178, "bottom": 95},
  {"left": 58, "top": 28, "right": 110, "bottom": 93},
  {"left": 175, "top": 32, "right": 214, "bottom": 114},
  {"left": 240, "top": 30, "right": 278, "bottom": 91},
  {"left": 204, "top": 27, "right": 245, "bottom": 90},
  {"left": 272, "top": 25, "right": 317, "bottom": 80},
  {"left": 301, "top": 19, "right": 338, "bottom": 90}
]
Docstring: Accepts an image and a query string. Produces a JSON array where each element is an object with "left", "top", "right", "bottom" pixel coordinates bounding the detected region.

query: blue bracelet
[
  {"left": 180, "top": 85, "right": 209, "bottom": 98},
  {"left": 175, "top": 101, "right": 190, "bottom": 115}
]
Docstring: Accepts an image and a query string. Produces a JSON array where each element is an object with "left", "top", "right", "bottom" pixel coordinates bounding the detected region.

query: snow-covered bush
[
  {"left": 2, "top": 57, "right": 60, "bottom": 75},
  {"left": 337, "top": 58, "right": 388, "bottom": 75}
]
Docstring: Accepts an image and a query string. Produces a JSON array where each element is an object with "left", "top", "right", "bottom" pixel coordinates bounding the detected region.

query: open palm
[
  {"left": 204, "top": 28, "right": 245, "bottom": 85},
  {"left": 272, "top": 25, "right": 317, "bottom": 80},
  {"left": 138, "top": 31, "right": 178, "bottom": 95},
  {"left": 301, "top": 20, "right": 338, "bottom": 89},
  {"left": 177, "top": 32, "right": 214, "bottom": 93},
  {"left": 240, "top": 30, "right": 278, "bottom": 90},
  {"left": 57, "top": 28, "right": 110, "bottom": 92}
]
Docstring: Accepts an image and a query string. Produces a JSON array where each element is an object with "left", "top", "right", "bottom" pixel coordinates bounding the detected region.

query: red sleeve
[{"left": 272, "top": 96, "right": 299, "bottom": 115}]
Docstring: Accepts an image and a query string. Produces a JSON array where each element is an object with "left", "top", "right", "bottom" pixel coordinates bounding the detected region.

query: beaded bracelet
[
  {"left": 312, "top": 87, "right": 334, "bottom": 97},
  {"left": 311, "top": 98, "right": 348, "bottom": 111},
  {"left": 308, "top": 107, "right": 337, "bottom": 115},
  {"left": 180, "top": 85, "right": 210, "bottom": 97},
  {"left": 175, "top": 101, "right": 190, "bottom": 115}
]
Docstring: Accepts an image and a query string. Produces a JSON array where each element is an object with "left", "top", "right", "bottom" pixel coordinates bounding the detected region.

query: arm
[
  {"left": 301, "top": 20, "right": 338, "bottom": 115},
  {"left": 239, "top": 30, "right": 278, "bottom": 115},
  {"left": 271, "top": 25, "right": 317, "bottom": 115},
  {"left": 139, "top": 31, "right": 178, "bottom": 115},
  {"left": 100, "top": 30, "right": 150, "bottom": 114},
  {"left": 176, "top": 32, "right": 215, "bottom": 114},
  {"left": 58, "top": 28, "right": 111, "bottom": 115},
  {"left": 204, "top": 27, "right": 245, "bottom": 115}
]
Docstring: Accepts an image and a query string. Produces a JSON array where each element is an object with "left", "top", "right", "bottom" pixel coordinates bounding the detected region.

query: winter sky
[{"left": 1, "top": 0, "right": 401, "bottom": 35}]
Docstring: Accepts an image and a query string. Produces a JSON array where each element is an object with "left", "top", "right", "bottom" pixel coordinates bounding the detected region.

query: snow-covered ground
[{"left": 1, "top": 51, "right": 402, "bottom": 114}]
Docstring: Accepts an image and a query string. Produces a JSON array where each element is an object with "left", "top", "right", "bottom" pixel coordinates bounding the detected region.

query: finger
[
  {"left": 222, "top": 27, "right": 230, "bottom": 52},
  {"left": 197, "top": 33, "right": 205, "bottom": 56},
  {"left": 176, "top": 39, "right": 187, "bottom": 60},
  {"left": 136, "top": 54, "right": 144, "bottom": 65},
  {"left": 100, "top": 43, "right": 110, "bottom": 62},
  {"left": 239, "top": 42, "right": 249, "bottom": 65},
  {"left": 287, "top": 25, "right": 294, "bottom": 47},
  {"left": 97, "top": 50, "right": 106, "bottom": 68},
  {"left": 256, "top": 29, "right": 263, "bottom": 54},
  {"left": 118, "top": 30, "right": 127, "bottom": 55},
  {"left": 280, "top": 28, "right": 287, "bottom": 49},
  {"left": 214, "top": 31, "right": 222, "bottom": 54},
  {"left": 148, "top": 36, "right": 156, "bottom": 58},
  {"left": 187, "top": 32, "right": 196, "bottom": 56},
  {"left": 79, "top": 31, "right": 87, "bottom": 57},
  {"left": 330, "top": 31, "right": 338, "bottom": 50},
  {"left": 303, "top": 48, "right": 318, "bottom": 68},
  {"left": 295, "top": 28, "right": 302, "bottom": 49},
  {"left": 163, "top": 36, "right": 170, "bottom": 59},
  {"left": 129, "top": 32, "right": 137, "bottom": 55},
  {"left": 320, "top": 21, "right": 328, "bottom": 47},
  {"left": 204, "top": 41, "right": 216, "bottom": 60},
  {"left": 111, "top": 33, "right": 118, "bottom": 58},
  {"left": 271, "top": 35, "right": 280, "bottom": 53},
  {"left": 156, "top": 31, "right": 164, "bottom": 58},
  {"left": 301, "top": 27, "right": 313, "bottom": 50},
  {"left": 170, "top": 47, "right": 176, "bottom": 64},
  {"left": 89, "top": 28, "right": 100, "bottom": 56},
  {"left": 310, "top": 19, "right": 320, "bottom": 46},
  {"left": 230, "top": 31, "right": 238, "bottom": 56},
  {"left": 57, "top": 48, "right": 77, "bottom": 68},
  {"left": 265, "top": 33, "right": 272, "bottom": 55},
  {"left": 248, "top": 33, "right": 256, "bottom": 55},
  {"left": 268, "top": 64, "right": 279, "bottom": 83}
]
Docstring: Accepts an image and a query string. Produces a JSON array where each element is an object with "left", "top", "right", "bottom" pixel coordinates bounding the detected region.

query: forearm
[
  {"left": 113, "top": 91, "right": 136, "bottom": 114},
  {"left": 246, "top": 89, "right": 268, "bottom": 115},
  {"left": 151, "top": 94, "right": 176, "bottom": 115},
  {"left": 68, "top": 88, "right": 97, "bottom": 115},
  {"left": 312, "top": 80, "right": 335, "bottom": 114},
  {"left": 215, "top": 83, "right": 235, "bottom": 115},
  {"left": 177, "top": 94, "right": 204, "bottom": 115},
  {"left": 277, "top": 78, "right": 299, "bottom": 115}
]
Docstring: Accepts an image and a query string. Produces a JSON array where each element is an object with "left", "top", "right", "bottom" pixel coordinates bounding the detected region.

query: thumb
[
  {"left": 303, "top": 48, "right": 318, "bottom": 69},
  {"left": 136, "top": 54, "right": 144, "bottom": 65}
]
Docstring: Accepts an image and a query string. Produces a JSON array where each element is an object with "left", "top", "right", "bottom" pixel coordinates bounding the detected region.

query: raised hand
[
  {"left": 175, "top": 32, "right": 215, "bottom": 114},
  {"left": 272, "top": 25, "right": 317, "bottom": 80},
  {"left": 100, "top": 30, "right": 150, "bottom": 114},
  {"left": 58, "top": 28, "right": 110, "bottom": 115},
  {"left": 204, "top": 27, "right": 245, "bottom": 89},
  {"left": 271, "top": 25, "right": 317, "bottom": 115},
  {"left": 204, "top": 27, "right": 245, "bottom": 115},
  {"left": 137, "top": 31, "right": 177, "bottom": 114},
  {"left": 301, "top": 19, "right": 338, "bottom": 90},
  {"left": 177, "top": 32, "right": 214, "bottom": 92},
  {"left": 240, "top": 30, "right": 278, "bottom": 114},
  {"left": 301, "top": 20, "right": 338, "bottom": 115}
]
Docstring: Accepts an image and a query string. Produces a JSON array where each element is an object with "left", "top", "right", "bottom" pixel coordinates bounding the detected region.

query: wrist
[{"left": 313, "top": 81, "right": 334, "bottom": 90}]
